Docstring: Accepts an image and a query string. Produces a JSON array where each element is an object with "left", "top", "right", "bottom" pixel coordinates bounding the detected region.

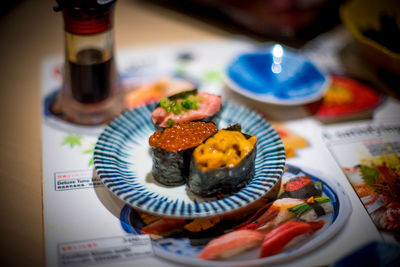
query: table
[
  {"left": 0, "top": 1, "right": 228, "bottom": 266},
  {"left": 1, "top": 1, "right": 398, "bottom": 267}
]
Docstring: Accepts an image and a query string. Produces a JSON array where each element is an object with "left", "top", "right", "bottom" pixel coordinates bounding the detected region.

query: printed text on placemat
[
  {"left": 58, "top": 235, "right": 153, "bottom": 266},
  {"left": 54, "top": 169, "right": 103, "bottom": 191}
]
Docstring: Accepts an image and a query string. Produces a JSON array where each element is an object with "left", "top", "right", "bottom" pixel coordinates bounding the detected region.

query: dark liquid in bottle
[{"left": 69, "top": 48, "right": 113, "bottom": 104}]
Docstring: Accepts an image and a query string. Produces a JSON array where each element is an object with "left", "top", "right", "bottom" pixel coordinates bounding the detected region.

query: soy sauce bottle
[{"left": 54, "top": 0, "right": 122, "bottom": 125}]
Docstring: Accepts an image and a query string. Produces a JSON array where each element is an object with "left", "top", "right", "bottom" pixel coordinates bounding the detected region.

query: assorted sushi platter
[
  {"left": 94, "top": 90, "right": 286, "bottom": 218},
  {"left": 93, "top": 89, "right": 351, "bottom": 266},
  {"left": 119, "top": 165, "right": 351, "bottom": 266}
]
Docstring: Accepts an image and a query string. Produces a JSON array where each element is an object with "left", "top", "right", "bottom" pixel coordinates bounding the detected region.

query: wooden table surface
[{"left": 0, "top": 1, "right": 230, "bottom": 265}]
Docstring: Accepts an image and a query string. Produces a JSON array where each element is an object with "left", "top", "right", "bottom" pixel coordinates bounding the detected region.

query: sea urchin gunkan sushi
[
  {"left": 188, "top": 125, "right": 257, "bottom": 197},
  {"left": 149, "top": 121, "right": 217, "bottom": 186}
]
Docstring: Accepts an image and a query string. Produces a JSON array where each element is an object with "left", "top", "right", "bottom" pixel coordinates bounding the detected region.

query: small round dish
[
  {"left": 225, "top": 44, "right": 329, "bottom": 106},
  {"left": 94, "top": 101, "right": 286, "bottom": 218},
  {"left": 307, "top": 75, "right": 385, "bottom": 123}
]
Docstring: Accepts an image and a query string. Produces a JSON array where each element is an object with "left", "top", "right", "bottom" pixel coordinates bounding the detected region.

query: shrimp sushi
[
  {"left": 149, "top": 121, "right": 217, "bottom": 186},
  {"left": 197, "top": 230, "right": 265, "bottom": 260},
  {"left": 187, "top": 124, "right": 257, "bottom": 197},
  {"left": 241, "top": 198, "right": 304, "bottom": 231}
]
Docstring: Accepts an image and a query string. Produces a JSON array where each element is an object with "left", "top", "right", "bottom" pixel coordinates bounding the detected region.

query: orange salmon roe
[{"left": 149, "top": 121, "right": 217, "bottom": 152}]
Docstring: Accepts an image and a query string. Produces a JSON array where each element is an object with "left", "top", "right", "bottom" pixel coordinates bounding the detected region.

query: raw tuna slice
[{"left": 151, "top": 92, "right": 221, "bottom": 128}]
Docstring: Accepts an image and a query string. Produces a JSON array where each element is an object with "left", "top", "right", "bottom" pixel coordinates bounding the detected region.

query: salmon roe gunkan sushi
[
  {"left": 149, "top": 121, "right": 217, "bottom": 186},
  {"left": 149, "top": 121, "right": 217, "bottom": 152}
]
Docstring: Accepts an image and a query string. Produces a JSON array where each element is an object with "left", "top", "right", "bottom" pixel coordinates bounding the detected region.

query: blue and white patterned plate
[
  {"left": 225, "top": 44, "right": 329, "bottom": 106},
  {"left": 120, "top": 165, "right": 352, "bottom": 266},
  {"left": 94, "top": 101, "right": 286, "bottom": 218}
]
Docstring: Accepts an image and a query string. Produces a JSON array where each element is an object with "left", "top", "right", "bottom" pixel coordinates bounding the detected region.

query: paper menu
[{"left": 323, "top": 120, "right": 400, "bottom": 243}]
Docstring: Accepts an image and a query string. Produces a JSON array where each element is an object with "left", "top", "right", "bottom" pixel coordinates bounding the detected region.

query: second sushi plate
[
  {"left": 94, "top": 101, "right": 286, "bottom": 218},
  {"left": 119, "top": 165, "right": 352, "bottom": 266}
]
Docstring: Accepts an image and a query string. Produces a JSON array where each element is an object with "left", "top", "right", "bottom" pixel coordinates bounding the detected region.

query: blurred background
[
  {"left": 0, "top": 0, "right": 399, "bottom": 266},
  {"left": 137, "top": 0, "right": 343, "bottom": 47},
  {"left": 0, "top": 0, "right": 343, "bottom": 44}
]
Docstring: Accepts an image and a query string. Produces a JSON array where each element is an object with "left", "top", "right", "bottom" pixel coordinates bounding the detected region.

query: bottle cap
[{"left": 54, "top": 0, "right": 116, "bottom": 35}]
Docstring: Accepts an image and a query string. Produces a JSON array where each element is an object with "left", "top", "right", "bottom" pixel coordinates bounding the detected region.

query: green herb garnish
[
  {"left": 181, "top": 98, "right": 200, "bottom": 110},
  {"left": 181, "top": 99, "right": 192, "bottom": 109},
  {"left": 360, "top": 165, "right": 380, "bottom": 189},
  {"left": 191, "top": 100, "right": 200, "bottom": 110},
  {"left": 159, "top": 90, "right": 201, "bottom": 115},
  {"left": 171, "top": 101, "right": 182, "bottom": 115},
  {"left": 159, "top": 97, "right": 170, "bottom": 109},
  {"left": 288, "top": 196, "right": 331, "bottom": 217},
  {"left": 166, "top": 118, "right": 175, "bottom": 127}
]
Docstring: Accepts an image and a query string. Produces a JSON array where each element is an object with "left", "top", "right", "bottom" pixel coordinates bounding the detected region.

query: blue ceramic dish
[
  {"left": 119, "top": 165, "right": 352, "bottom": 266},
  {"left": 226, "top": 44, "right": 329, "bottom": 105}
]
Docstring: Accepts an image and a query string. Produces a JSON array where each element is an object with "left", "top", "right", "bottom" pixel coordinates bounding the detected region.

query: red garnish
[{"left": 284, "top": 176, "right": 312, "bottom": 192}]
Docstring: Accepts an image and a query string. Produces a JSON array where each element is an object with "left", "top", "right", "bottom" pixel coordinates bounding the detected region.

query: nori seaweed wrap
[
  {"left": 149, "top": 121, "right": 217, "bottom": 186},
  {"left": 278, "top": 176, "right": 323, "bottom": 199},
  {"left": 151, "top": 89, "right": 221, "bottom": 130},
  {"left": 187, "top": 124, "right": 257, "bottom": 197},
  {"left": 151, "top": 147, "right": 192, "bottom": 186}
]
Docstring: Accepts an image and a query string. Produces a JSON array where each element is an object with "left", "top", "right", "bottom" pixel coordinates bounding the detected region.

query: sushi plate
[
  {"left": 94, "top": 101, "right": 286, "bottom": 218},
  {"left": 119, "top": 164, "right": 352, "bottom": 266},
  {"left": 306, "top": 75, "right": 385, "bottom": 123},
  {"left": 225, "top": 44, "right": 329, "bottom": 106}
]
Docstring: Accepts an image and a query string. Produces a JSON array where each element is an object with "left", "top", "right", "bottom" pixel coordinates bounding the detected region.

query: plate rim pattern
[{"left": 94, "top": 101, "right": 286, "bottom": 218}]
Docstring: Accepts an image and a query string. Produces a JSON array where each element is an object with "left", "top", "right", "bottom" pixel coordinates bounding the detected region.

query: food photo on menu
[{"left": 34, "top": 0, "right": 400, "bottom": 267}]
